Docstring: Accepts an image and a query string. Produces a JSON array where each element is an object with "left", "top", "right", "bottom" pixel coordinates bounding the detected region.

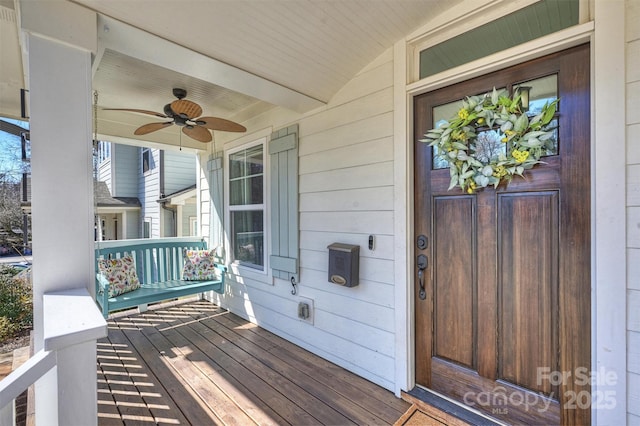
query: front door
[{"left": 414, "top": 44, "right": 590, "bottom": 425}]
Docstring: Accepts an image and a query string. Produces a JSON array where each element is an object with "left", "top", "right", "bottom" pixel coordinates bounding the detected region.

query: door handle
[{"left": 417, "top": 254, "right": 427, "bottom": 300}]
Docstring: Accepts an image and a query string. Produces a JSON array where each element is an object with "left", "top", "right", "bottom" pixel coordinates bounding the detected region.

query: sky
[{"left": 0, "top": 118, "right": 29, "bottom": 182}]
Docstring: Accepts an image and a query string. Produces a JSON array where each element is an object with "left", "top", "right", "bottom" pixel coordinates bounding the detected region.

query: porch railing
[{"left": 0, "top": 287, "right": 108, "bottom": 426}]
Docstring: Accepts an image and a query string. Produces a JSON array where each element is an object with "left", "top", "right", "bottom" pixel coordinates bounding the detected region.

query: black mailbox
[{"left": 327, "top": 243, "right": 359, "bottom": 287}]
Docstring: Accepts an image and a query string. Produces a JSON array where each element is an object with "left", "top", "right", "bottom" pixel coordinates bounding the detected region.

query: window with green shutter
[
  {"left": 269, "top": 125, "right": 299, "bottom": 282},
  {"left": 228, "top": 143, "right": 265, "bottom": 270}
]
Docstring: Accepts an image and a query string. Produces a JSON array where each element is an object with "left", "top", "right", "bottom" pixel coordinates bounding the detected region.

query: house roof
[
  {"left": 94, "top": 181, "right": 141, "bottom": 208},
  {"left": 158, "top": 184, "right": 197, "bottom": 205}
]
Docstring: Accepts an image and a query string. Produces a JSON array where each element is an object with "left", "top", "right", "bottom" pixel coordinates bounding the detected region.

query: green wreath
[{"left": 420, "top": 88, "right": 558, "bottom": 193}]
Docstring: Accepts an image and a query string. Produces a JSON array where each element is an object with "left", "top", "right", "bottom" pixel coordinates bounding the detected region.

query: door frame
[{"left": 393, "top": 7, "right": 627, "bottom": 425}]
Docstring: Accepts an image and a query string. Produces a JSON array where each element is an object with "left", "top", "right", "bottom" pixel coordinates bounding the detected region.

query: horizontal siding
[
  {"left": 631, "top": 372, "right": 640, "bottom": 417},
  {"left": 629, "top": 123, "right": 640, "bottom": 164},
  {"left": 630, "top": 331, "right": 640, "bottom": 374},
  {"left": 216, "top": 47, "right": 397, "bottom": 391},
  {"left": 300, "top": 162, "right": 394, "bottom": 193},
  {"left": 629, "top": 4, "right": 640, "bottom": 422},
  {"left": 300, "top": 186, "right": 394, "bottom": 212},
  {"left": 299, "top": 112, "right": 393, "bottom": 157},
  {"left": 125, "top": 210, "right": 139, "bottom": 239},
  {"left": 182, "top": 202, "right": 197, "bottom": 236},
  {"left": 164, "top": 150, "right": 196, "bottom": 194},
  {"left": 300, "top": 230, "right": 394, "bottom": 260},
  {"left": 113, "top": 144, "right": 139, "bottom": 197},
  {"left": 300, "top": 136, "right": 392, "bottom": 174},
  {"left": 98, "top": 159, "right": 112, "bottom": 191},
  {"left": 629, "top": 164, "right": 640, "bottom": 205},
  {"left": 141, "top": 149, "right": 161, "bottom": 238}
]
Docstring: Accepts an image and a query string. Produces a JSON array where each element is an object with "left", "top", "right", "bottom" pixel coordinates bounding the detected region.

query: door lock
[{"left": 417, "top": 235, "right": 428, "bottom": 250}]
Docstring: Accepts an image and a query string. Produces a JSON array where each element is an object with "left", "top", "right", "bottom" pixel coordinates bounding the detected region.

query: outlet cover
[{"left": 296, "top": 297, "right": 314, "bottom": 324}]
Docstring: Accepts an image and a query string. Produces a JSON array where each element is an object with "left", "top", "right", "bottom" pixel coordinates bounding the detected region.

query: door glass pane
[
  {"left": 515, "top": 74, "right": 559, "bottom": 156},
  {"left": 431, "top": 89, "right": 508, "bottom": 170},
  {"left": 432, "top": 100, "right": 463, "bottom": 170}
]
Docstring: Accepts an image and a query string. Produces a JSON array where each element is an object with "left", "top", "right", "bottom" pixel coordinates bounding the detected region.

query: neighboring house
[
  {"left": 97, "top": 141, "right": 198, "bottom": 240},
  {"left": 2, "top": 0, "right": 638, "bottom": 425}
]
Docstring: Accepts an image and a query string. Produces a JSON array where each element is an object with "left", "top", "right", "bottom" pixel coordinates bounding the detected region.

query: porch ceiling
[{"left": 0, "top": 0, "right": 461, "bottom": 148}]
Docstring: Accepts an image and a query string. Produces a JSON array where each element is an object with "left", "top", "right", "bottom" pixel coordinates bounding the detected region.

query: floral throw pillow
[
  {"left": 182, "top": 249, "right": 220, "bottom": 281},
  {"left": 97, "top": 255, "right": 141, "bottom": 298}
]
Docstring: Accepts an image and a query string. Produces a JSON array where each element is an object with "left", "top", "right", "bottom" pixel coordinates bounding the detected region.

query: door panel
[
  {"left": 414, "top": 44, "right": 590, "bottom": 425},
  {"left": 433, "top": 197, "right": 475, "bottom": 368},
  {"left": 498, "top": 192, "right": 558, "bottom": 394}
]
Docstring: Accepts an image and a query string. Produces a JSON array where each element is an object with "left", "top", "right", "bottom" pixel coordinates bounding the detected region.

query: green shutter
[{"left": 269, "top": 124, "right": 299, "bottom": 282}]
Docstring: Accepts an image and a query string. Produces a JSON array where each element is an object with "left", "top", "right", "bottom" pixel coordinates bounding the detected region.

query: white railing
[{"left": 0, "top": 287, "right": 108, "bottom": 426}]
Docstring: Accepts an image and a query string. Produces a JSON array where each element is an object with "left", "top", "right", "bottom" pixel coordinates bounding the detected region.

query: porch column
[{"left": 20, "top": 1, "right": 98, "bottom": 425}]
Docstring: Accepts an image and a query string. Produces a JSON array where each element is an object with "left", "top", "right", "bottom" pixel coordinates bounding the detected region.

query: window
[
  {"left": 142, "top": 148, "right": 151, "bottom": 174},
  {"left": 143, "top": 218, "right": 151, "bottom": 238},
  {"left": 418, "top": 0, "right": 579, "bottom": 79},
  {"left": 228, "top": 143, "right": 265, "bottom": 270}
]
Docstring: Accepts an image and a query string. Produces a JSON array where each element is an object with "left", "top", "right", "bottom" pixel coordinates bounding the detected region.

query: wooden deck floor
[{"left": 96, "top": 299, "right": 411, "bottom": 425}]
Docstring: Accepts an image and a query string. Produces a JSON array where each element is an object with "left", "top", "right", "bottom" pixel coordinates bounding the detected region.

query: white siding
[
  {"left": 112, "top": 144, "right": 138, "bottom": 197},
  {"left": 98, "top": 159, "right": 111, "bottom": 191},
  {"left": 182, "top": 201, "right": 197, "bottom": 236},
  {"left": 124, "top": 210, "right": 139, "bottom": 239},
  {"left": 140, "top": 148, "right": 160, "bottom": 238},
  {"left": 216, "top": 48, "right": 397, "bottom": 390},
  {"left": 628, "top": 0, "right": 640, "bottom": 421}
]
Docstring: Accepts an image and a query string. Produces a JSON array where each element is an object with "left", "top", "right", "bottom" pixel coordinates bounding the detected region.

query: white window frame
[
  {"left": 225, "top": 137, "right": 268, "bottom": 278},
  {"left": 141, "top": 147, "right": 151, "bottom": 175},
  {"left": 143, "top": 217, "right": 152, "bottom": 239}
]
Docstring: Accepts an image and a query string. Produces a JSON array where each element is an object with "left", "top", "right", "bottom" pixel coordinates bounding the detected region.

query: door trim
[{"left": 396, "top": 11, "right": 626, "bottom": 423}]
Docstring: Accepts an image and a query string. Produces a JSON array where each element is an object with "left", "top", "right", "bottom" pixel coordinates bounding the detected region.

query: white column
[
  {"left": 20, "top": 1, "right": 98, "bottom": 424},
  {"left": 593, "top": 0, "right": 627, "bottom": 424},
  {"left": 121, "top": 210, "right": 128, "bottom": 240}
]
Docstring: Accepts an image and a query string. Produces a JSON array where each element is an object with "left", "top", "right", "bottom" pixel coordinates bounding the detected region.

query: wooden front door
[{"left": 413, "top": 44, "right": 590, "bottom": 425}]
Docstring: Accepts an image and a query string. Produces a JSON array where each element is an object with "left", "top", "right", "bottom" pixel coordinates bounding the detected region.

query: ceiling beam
[{"left": 95, "top": 15, "right": 325, "bottom": 114}]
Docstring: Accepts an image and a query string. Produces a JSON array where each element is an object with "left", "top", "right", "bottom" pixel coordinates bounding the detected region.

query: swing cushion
[
  {"left": 97, "top": 254, "right": 141, "bottom": 298},
  {"left": 182, "top": 249, "right": 221, "bottom": 281}
]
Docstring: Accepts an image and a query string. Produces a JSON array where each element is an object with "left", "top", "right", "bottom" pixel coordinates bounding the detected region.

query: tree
[
  {"left": 0, "top": 174, "right": 25, "bottom": 251},
  {"left": 0, "top": 122, "right": 30, "bottom": 253}
]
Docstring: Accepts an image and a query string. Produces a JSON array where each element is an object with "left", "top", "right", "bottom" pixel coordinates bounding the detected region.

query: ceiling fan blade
[
  {"left": 171, "top": 99, "right": 202, "bottom": 119},
  {"left": 197, "top": 116, "right": 246, "bottom": 132},
  {"left": 103, "top": 108, "right": 168, "bottom": 118},
  {"left": 182, "top": 125, "right": 212, "bottom": 143},
  {"left": 134, "top": 122, "right": 174, "bottom": 135}
]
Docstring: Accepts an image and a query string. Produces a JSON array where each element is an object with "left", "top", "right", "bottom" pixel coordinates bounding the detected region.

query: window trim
[
  {"left": 224, "top": 137, "right": 269, "bottom": 278},
  {"left": 142, "top": 147, "right": 151, "bottom": 175}
]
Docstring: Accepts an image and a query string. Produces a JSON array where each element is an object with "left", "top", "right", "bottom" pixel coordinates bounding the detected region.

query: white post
[{"left": 20, "top": 1, "right": 98, "bottom": 424}]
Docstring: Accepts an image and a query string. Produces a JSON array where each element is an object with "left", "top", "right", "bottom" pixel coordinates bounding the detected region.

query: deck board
[{"left": 98, "top": 299, "right": 411, "bottom": 425}]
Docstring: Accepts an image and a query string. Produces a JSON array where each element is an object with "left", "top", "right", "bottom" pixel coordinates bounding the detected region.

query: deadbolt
[{"left": 417, "top": 235, "right": 428, "bottom": 250}]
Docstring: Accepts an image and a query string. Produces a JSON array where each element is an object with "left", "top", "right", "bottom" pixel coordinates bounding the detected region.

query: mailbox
[{"left": 327, "top": 243, "right": 359, "bottom": 287}]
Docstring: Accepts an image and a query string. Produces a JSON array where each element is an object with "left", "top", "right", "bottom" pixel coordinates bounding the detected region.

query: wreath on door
[{"left": 420, "top": 88, "right": 558, "bottom": 193}]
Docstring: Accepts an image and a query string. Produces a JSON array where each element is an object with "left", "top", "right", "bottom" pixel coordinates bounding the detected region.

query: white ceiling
[{"left": 0, "top": 0, "right": 462, "bottom": 146}]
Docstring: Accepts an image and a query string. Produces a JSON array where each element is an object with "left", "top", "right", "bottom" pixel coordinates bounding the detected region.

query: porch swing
[{"left": 92, "top": 91, "right": 226, "bottom": 318}]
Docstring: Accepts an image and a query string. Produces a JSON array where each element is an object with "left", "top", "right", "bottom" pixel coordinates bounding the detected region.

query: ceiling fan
[{"left": 104, "top": 88, "right": 246, "bottom": 143}]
